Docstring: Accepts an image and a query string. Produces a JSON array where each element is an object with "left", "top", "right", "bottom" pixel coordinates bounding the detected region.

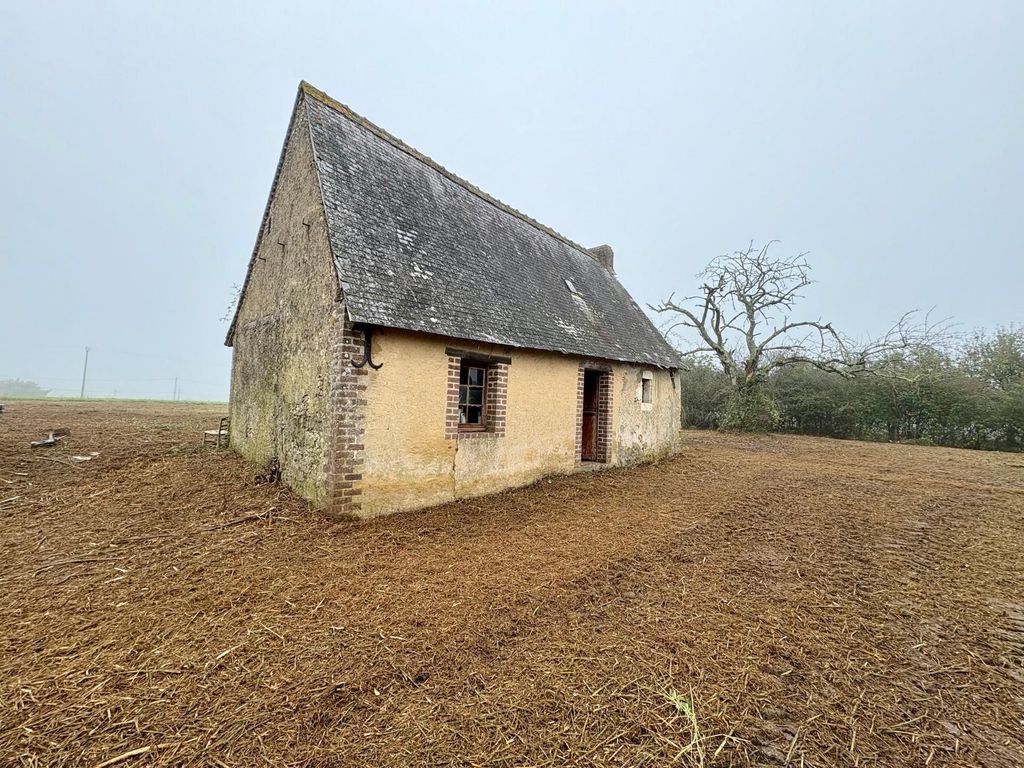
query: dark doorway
[{"left": 581, "top": 370, "right": 602, "bottom": 461}]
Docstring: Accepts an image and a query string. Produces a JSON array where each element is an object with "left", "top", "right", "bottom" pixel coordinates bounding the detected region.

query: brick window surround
[
  {"left": 575, "top": 364, "right": 613, "bottom": 463},
  {"left": 445, "top": 349, "right": 509, "bottom": 439}
]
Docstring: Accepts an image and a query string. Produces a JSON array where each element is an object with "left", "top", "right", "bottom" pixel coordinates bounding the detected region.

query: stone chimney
[{"left": 588, "top": 244, "right": 615, "bottom": 272}]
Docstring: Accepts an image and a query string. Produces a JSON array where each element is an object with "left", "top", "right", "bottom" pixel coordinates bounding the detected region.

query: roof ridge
[{"left": 299, "top": 81, "right": 600, "bottom": 261}]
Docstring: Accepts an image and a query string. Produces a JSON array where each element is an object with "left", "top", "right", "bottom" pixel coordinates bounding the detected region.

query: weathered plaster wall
[
  {"left": 612, "top": 366, "right": 681, "bottom": 464},
  {"left": 452, "top": 347, "right": 579, "bottom": 500},
  {"left": 228, "top": 103, "right": 340, "bottom": 505},
  {"left": 357, "top": 330, "right": 580, "bottom": 516},
  {"left": 355, "top": 329, "right": 679, "bottom": 517},
  {"left": 352, "top": 329, "right": 457, "bottom": 514}
]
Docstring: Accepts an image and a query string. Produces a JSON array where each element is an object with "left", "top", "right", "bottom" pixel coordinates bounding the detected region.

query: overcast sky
[{"left": 1, "top": 1, "right": 1021, "bottom": 400}]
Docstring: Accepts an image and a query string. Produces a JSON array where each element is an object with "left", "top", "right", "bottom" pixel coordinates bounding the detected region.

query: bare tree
[{"left": 651, "top": 242, "right": 947, "bottom": 393}]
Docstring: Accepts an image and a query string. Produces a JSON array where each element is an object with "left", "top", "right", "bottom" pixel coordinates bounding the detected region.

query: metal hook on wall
[{"left": 351, "top": 325, "right": 383, "bottom": 370}]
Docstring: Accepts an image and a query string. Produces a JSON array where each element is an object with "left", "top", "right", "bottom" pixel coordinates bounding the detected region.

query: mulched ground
[{"left": 1, "top": 400, "right": 1023, "bottom": 767}]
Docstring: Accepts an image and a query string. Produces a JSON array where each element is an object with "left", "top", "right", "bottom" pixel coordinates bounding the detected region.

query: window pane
[{"left": 457, "top": 361, "right": 488, "bottom": 429}]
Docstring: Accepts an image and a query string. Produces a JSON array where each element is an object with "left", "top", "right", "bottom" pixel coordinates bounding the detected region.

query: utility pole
[{"left": 79, "top": 347, "right": 90, "bottom": 399}]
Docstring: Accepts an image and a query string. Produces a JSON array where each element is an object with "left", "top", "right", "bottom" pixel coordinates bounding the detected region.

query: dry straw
[{"left": 1, "top": 401, "right": 1022, "bottom": 766}]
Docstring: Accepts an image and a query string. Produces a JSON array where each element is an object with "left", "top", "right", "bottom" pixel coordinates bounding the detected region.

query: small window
[
  {"left": 641, "top": 374, "right": 653, "bottom": 404},
  {"left": 459, "top": 362, "right": 487, "bottom": 430}
]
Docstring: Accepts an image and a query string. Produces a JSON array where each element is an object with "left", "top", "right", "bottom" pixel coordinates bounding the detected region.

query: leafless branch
[{"left": 650, "top": 242, "right": 951, "bottom": 389}]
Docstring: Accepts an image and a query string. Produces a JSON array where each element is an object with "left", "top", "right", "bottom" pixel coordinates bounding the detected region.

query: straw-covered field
[{"left": 1, "top": 400, "right": 1022, "bottom": 767}]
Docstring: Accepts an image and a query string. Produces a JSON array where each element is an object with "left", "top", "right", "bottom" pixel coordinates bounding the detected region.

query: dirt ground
[{"left": 1, "top": 400, "right": 1022, "bottom": 767}]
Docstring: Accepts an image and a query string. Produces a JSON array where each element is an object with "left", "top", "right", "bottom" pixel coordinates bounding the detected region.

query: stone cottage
[{"left": 225, "top": 82, "right": 682, "bottom": 518}]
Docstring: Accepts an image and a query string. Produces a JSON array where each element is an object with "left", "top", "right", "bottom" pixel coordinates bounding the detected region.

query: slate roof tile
[{"left": 233, "top": 82, "right": 682, "bottom": 369}]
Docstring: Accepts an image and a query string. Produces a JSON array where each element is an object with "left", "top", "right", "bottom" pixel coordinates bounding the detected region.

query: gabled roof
[{"left": 230, "top": 82, "right": 681, "bottom": 368}]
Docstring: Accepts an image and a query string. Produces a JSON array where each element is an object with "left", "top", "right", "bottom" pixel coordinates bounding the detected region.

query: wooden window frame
[{"left": 458, "top": 361, "right": 489, "bottom": 432}]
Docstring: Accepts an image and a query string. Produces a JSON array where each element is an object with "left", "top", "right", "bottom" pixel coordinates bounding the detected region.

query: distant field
[{"left": 1, "top": 400, "right": 1022, "bottom": 766}]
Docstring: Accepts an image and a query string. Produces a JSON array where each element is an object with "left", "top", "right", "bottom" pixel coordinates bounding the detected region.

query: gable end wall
[{"left": 228, "top": 102, "right": 341, "bottom": 505}]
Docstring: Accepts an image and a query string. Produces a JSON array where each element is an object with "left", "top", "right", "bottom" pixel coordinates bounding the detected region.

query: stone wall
[{"left": 228, "top": 102, "right": 341, "bottom": 505}]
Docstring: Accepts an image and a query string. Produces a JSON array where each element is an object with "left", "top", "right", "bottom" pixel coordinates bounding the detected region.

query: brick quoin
[
  {"left": 325, "top": 316, "right": 368, "bottom": 515},
  {"left": 574, "top": 367, "right": 586, "bottom": 463},
  {"left": 596, "top": 370, "right": 613, "bottom": 463},
  {"left": 444, "top": 356, "right": 461, "bottom": 439}
]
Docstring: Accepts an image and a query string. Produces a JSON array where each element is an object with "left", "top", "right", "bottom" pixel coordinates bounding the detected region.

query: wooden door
[{"left": 581, "top": 371, "right": 600, "bottom": 461}]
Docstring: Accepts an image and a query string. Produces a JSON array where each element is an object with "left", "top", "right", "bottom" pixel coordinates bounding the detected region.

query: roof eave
[{"left": 342, "top": 313, "right": 680, "bottom": 369}]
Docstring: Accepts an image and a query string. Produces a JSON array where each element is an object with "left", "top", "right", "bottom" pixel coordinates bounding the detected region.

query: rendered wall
[
  {"left": 612, "top": 366, "right": 681, "bottom": 464},
  {"left": 353, "top": 328, "right": 680, "bottom": 517},
  {"left": 228, "top": 103, "right": 340, "bottom": 505}
]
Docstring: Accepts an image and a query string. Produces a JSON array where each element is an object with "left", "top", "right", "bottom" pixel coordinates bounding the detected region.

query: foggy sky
[{"left": 2, "top": 1, "right": 1021, "bottom": 401}]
